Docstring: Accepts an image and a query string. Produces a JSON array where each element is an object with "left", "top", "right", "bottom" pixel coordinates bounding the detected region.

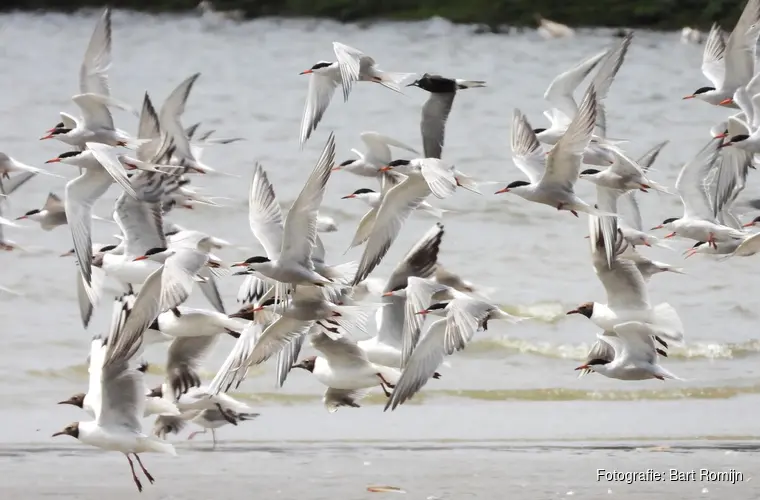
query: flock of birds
[{"left": 3, "top": 2, "right": 760, "bottom": 493}]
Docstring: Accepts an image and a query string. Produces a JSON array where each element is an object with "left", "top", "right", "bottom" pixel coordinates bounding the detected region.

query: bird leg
[
  {"left": 133, "top": 453, "right": 155, "bottom": 484},
  {"left": 379, "top": 381, "right": 392, "bottom": 397},
  {"left": 707, "top": 232, "right": 717, "bottom": 250},
  {"left": 188, "top": 429, "right": 207, "bottom": 441},
  {"left": 376, "top": 373, "right": 395, "bottom": 389},
  {"left": 556, "top": 203, "right": 578, "bottom": 217},
  {"left": 126, "top": 454, "right": 143, "bottom": 492},
  {"left": 211, "top": 429, "right": 217, "bottom": 450}
]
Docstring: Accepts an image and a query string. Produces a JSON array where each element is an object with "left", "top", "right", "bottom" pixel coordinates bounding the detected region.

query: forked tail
[{"left": 374, "top": 71, "right": 416, "bottom": 93}]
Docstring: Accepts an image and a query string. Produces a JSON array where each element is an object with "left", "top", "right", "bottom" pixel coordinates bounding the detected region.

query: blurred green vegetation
[{"left": 0, "top": 0, "right": 750, "bottom": 30}]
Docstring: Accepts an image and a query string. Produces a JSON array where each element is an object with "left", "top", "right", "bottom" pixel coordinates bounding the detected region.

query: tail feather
[
  {"left": 418, "top": 203, "right": 449, "bottom": 218},
  {"left": 651, "top": 303, "right": 684, "bottom": 345},
  {"left": 375, "top": 71, "right": 416, "bottom": 93},
  {"left": 579, "top": 205, "right": 618, "bottom": 217},
  {"left": 653, "top": 364, "right": 683, "bottom": 381},
  {"left": 321, "top": 261, "right": 359, "bottom": 285},
  {"left": 332, "top": 303, "right": 385, "bottom": 337},
  {"left": 145, "top": 397, "right": 181, "bottom": 417},
  {"left": 455, "top": 79, "right": 487, "bottom": 89},
  {"left": 237, "top": 412, "right": 261, "bottom": 422},
  {"left": 142, "top": 436, "right": 177, "bottom": 456},
  {"left": 645, "top": 179, "right": 676, "bottom": 195},
  {"left": 454, "top": 170, "right": 480, "bottom": 194}
]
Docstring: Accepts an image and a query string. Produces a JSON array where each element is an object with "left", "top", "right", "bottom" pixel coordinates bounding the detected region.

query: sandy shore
[{"left": 2, "top": 440, "right": 757, "bottom": 499}]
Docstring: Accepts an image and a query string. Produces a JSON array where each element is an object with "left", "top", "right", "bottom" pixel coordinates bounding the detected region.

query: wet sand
[{"left": 3, "top": 440, "right": 757, "bottom": 499}]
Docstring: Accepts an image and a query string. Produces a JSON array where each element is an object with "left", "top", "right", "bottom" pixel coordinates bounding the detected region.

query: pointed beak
[
  {"left": 332, "top": 166, "right": 342, "bottom": 172},
  {"left": 57, "top": 398, "right": 75, "bottom": 406},
  {"left": 52, "top": 431, "right": 67, "bottom": 437},
  {"left": 574, "top": 364, "right": 590, "bottom": 371},
  {"left": 682, "top": 95, "right": 695, "bottom": 100},
  {"left": 59, "top": 249, "right": 74, "bottom": 257},
  {"left": 253, "top": 305, "right": 265, "bottom": 312},
  {"left": 664, "top": 232, "right": 676, "bottom": 239},
  {"left": 341, "top": 194, "right": 356, "bottom": 199},
  {"left": 299, "top": 69, "right": 313, "bottom": 75},
  {"left": 494, "top": 187, "right": 509, "bottom": 194},
  {"left": 379, "top": 166, "right": 392, "bottom": 172},
  {"left": 566, "top": 309, "right": 580, "bottom": 315},
  {"left": 406, "top": 81, "right": 419, "bottom": 87},
  {"left": 650, "top": 224, "right": 664, "bottom": 230},
  {"left": 642, "top": 241, "right": 652, "bottom": 247},
  {"left": 684, "top": 249, "right": 698, "bottom": 259},
  {"left": 15, "top": 215, "right": 27, "bottom": 220},
  {"left": 743, "top": 222, "right": 755, "bottom": 228},
  {"left": 415, "top": 309, "right": 429, "bottom": 315},
  {"left": 132, "top": 255, "right": 148, "bottom": 261},
  {"left": 719, "top": 98, "right": 734, "bottom": 106},
  {"left": 45, "top": 158, "right": 60, "bottom": 164},
  {"left": 39, "top": 134, "right": 54, "bottom": 140},
  {"left": 292, "top": 361, "right": 306, "bottom": 370},
  {"left": 382, "top": 291, "right": 394, "bottom": 297},
  {"left": 714, "top": 132, "right": 728, "bottom": 139},
  {"left": 230, "top": 262, "right": 246, "bottom": 267}
]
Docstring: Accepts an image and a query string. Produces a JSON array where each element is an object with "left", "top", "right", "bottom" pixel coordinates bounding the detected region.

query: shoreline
[{"left": 0, "top": 1, "right": 750, "bottom": 31}]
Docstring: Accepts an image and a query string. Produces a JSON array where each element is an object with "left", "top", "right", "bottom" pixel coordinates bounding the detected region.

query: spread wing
[
  {"left": 384, "top": 318, "right": 447, "bottom": 411},
  {"left": 165, "top": 335, "right": 217, "bottom": 399},
  {"left": 543, "top": 49, "right": 606, "bottom": 123},
  {"left": 352, "top": 175, "right": 431, "bottom": 285},
  {"left": 310, "top": 331, "right": 369, "bottom": 367},
  {"left": 66, "top": 168, "right": 114, "bottom": 285},
  {"left": 360, "top": 131, "right": 418, "bottom": 166},
  {"left": 280, "top": 133, "right": 335, "bottom": 267},
  {"left": 421, "top": 92, "right": 455, "bottom": 159},
  {"left": 248, "top": 162, "right": 284, "bottom": 259},
  {"left": 332, "top": 42, "right": 367, "bottom": 102},
  {"left": 300, "top": 72, "right": 339, "bottom": 147},
  {"left": 539, "top": 86, "right": 597, "bottom": 191},
  {"left": 675, "top": 137, "right": 721, "bottom": 220},
  {"left": 72, "top": 93, "right": 115, "bottom": 131},
  {"left": 590, "top": 218, "right": 650, "bottom": 311},
  {"left": 511, "top": 109, "right": 545, "bottom": 183},
  {"left": 79, "top": 7, "right": 112, "bottom": 97},
  {"left": 702, "top": 23, "right": 727, "bottom": 87}
]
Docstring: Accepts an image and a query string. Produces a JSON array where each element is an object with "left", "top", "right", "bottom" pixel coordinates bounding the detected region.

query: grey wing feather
[
  {"left": 421, "top": 92, "right": 455, "bottom": 159},
  {"left": 66, "top": 169, "right": 114, "bottom": 286},
  {"left": 275, "top": 332, "right": 306, "bottom": 388},
  {"left": 385, "top": 319, "right": 447, "bottom": 411},
  {"left": 97, "top": 362, "right": 144, "bottom": 431},
  {"left": 324, "top": 387, "right": 370, "bottom": 413},
  {"left": 310, "top": 331, "right": 369, "bottom": 366},
  {"left": 2, "top": 171, "right": 36, "bottom": 195},
  {"left": 383, "top": 222, "right": 443, "bottom": 293},
  {"left": 197, "top": 267, "right": 225, "bottom": 313},
  {"left": 153, "top": 414, "right": 191, "bottom": 438},
  {"left": 237, "top": 275, "right": 268, "bottom": 304},
  {"left": 166, "top": 335, "right": 217, "bottom": 399},
  {"left": 636, "top": 140, "right": 669, "bottom": 173},
  {"left": 79, "top": 7, "right": 112, "bottom": 97}
]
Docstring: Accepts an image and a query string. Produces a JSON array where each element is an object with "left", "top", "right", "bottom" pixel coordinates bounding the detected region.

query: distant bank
[{"left": 0, "top": 0, "right": 748, "bottom": 31}]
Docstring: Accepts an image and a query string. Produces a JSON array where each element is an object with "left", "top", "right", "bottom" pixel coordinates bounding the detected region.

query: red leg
[
  {"left": 126, "top": 454, "right": 143, "bottom": 492},
  {"left": 133, "top": 453, "right": 155, "bottom": 484}
]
